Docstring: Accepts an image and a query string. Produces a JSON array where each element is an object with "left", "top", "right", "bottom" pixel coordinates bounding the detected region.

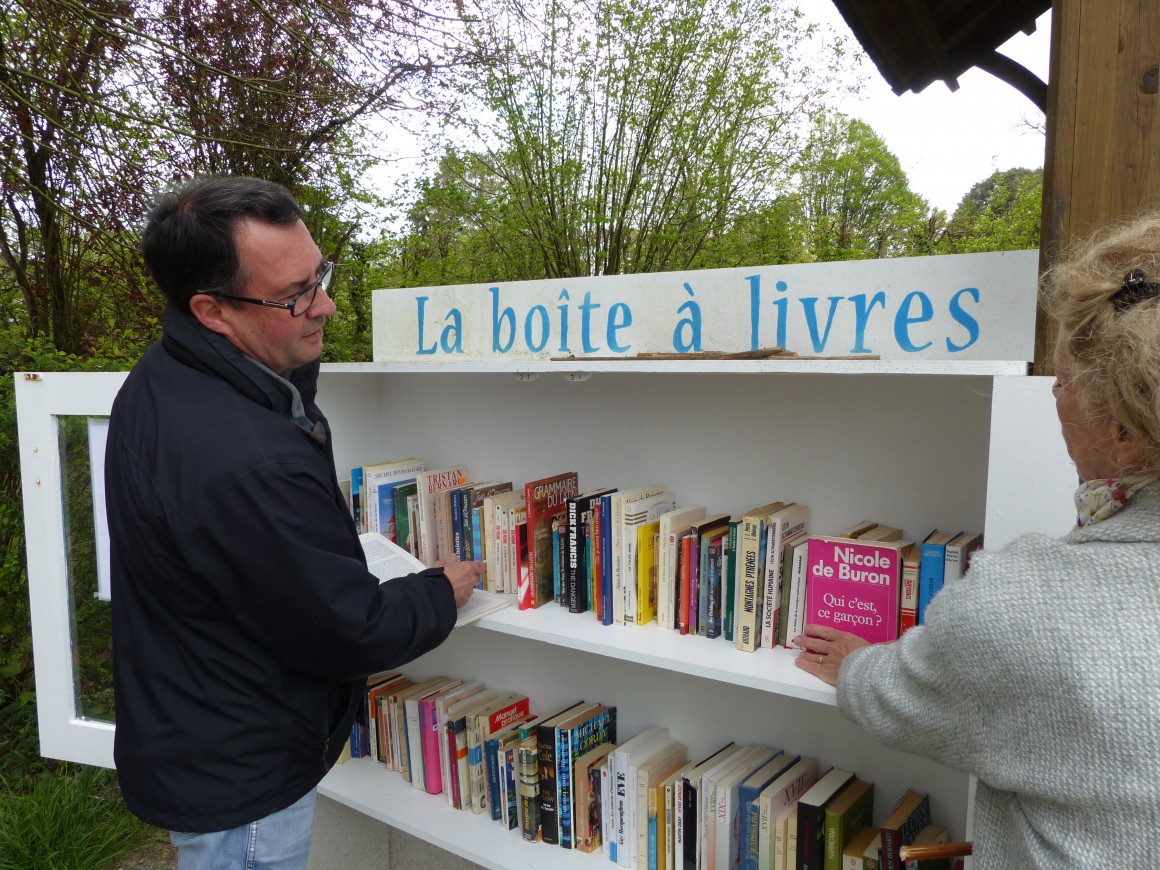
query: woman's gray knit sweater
[{"left": 838, "top": 483, "right": 1160, "bottom": 869}]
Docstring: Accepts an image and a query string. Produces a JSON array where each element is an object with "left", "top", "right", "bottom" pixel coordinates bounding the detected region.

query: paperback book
[{"left": 804, "top": 536, "right": 912, "bottom": 645}]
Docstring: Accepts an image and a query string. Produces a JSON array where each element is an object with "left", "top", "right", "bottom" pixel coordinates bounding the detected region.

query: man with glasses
[{"left": 104, "top": 176, "right": 481, "bottom": 869}]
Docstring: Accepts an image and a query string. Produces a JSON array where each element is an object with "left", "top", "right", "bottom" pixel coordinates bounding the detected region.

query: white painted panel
[
  {"left": 15, "top": 372, "right": 126, "bottom": 768},
  {"left": 985, "top": 376, "right": 1077, "bottom": 549}
]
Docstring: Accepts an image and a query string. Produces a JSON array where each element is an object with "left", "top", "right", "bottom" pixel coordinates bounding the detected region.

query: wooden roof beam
[{"left": 973, "top": 50, "right": 1048, "bottom": 112}]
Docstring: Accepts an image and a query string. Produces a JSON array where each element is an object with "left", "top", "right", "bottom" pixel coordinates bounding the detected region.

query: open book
[{"left": 358, "top": 533, "right": 512, "bottom": 627}]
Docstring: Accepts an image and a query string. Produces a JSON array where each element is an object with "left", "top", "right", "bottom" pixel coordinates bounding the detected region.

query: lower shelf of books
[{"left": 319, "top": 757, "right": 595, "bottom": 869}]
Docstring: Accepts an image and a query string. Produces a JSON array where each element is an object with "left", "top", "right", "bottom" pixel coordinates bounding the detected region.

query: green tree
[
  {"left": 0, "top": 0, "right": 155, "bottom": 356},
  {"left": 790, "top": 112, "right": 929, "bottom": 261},
  {"left": 403, "top": 0, "right": 851, "bottom": 280},
  {"left": 0, "top": 0, "right": 479, "bottom": 358},
  {"left": 938, "top": 167, "right": 1042, "bottom": 253}
]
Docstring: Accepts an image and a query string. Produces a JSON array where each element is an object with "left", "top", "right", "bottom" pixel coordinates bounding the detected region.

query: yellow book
[{"left": 636, "top": 520, "right": 661, "bottom": 626}]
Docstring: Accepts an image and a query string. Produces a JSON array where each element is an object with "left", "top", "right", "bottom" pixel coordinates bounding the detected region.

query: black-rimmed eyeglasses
[{"left": 200, "top": 261, "right": 334, "bottom": 317}]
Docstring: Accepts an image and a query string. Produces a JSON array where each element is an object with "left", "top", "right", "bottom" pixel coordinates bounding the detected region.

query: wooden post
[{"left": 1037, "top": 0, "right": 1160, "bottom": 373}]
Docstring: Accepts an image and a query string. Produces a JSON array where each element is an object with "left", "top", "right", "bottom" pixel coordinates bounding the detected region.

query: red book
[
  {"left": 516, "top": 519, "right": 532, "bottom": 609},
  {"left": 524, "top": 472, "right": 580, "bottom": 608},
  {"left": 898, "top": 543, "right": 921, "bottom": 635},
  {"left": 678, "top": 531, "right": 695, "bottom": 635}
]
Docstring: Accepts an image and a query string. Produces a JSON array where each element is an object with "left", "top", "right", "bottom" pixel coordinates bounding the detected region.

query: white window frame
[{"left": 16, "top": 371, "right": 127, "bottom": 768}]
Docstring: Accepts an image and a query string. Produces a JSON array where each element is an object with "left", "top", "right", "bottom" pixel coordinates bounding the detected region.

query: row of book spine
[
  {"left": 345, "top": 459, "right": 982, "bottom": 646},
  {"left": 343, "top": 669, "right": 957, "bottom": 870}
]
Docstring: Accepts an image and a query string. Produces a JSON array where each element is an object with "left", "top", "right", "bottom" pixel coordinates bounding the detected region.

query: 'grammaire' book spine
[{"left": 525, "top": 471, "right": 580, "bottom": 609}]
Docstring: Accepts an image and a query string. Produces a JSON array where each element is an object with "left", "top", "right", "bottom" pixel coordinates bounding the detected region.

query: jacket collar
[
  {"left": 1068, "top": 480, "right": 1160, "bottom": 545},
  {"left": 161, "top": 303, "right": 326, "bottom": 444}
]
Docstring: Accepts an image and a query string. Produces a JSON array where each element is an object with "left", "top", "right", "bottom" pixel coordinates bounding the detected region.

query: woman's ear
[{"left": 1113, "top": 419, "right": 1146, "bottom": 473}]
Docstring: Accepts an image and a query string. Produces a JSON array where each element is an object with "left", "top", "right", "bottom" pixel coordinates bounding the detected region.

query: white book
[
  {"left": 761, "top": 504, "right": 809, "bottom": 648},
  {"left": 361, "top": 457, "right": 424, "bottom": 536},
  {"left": 664, "top": 761, "right": 694, "bottom": 870},
  {"left": 612, "top": 725, "right": 670, "bottom": 867},
  {"left": 414, "top": 465, "right": 469, "bottom": 565},
  {"left": 483, "top": 490, "right": 523, "bottom": 594},
  {"left": 633, "top": 738, "right": 687, "bottom": 868},
  {"left": 783, "top": 539, "right": 811, "bottom": 647},
  {"left": 602, "top": 758, "right": 614, "bottom": 860},
  {"left": 714, "top": 748, "right": 781, "bottom": 870},
  {"left": 610, "top": 486, "right": 665, "bottom": 625},
  {"left": 435, "top": 681, "right": 486, "bottom": 806},
  {"left": 656, "top": 505, "right": 707, "bottom": 630},
  {"left": 772, "top": 803, "right": 795, "bottom": 870},
  {"left": 483, "top": 490, "right": 519, "bottom": 592},
  {"left": 757, "top": 756, "right": 819, "bottom": 870},
  {"left": 700, "top": 745, "right": 767, "bottom": 870},
  {"left": 679, "top": 743, "right": 742, "bottom": 870},
  {"left": 620, "top": 487, "right": 675, "bottom": 626}
]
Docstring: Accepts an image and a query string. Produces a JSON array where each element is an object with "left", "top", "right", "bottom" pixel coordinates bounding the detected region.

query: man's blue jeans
[{"left": 169, "top": 788, "right": 317, "bottom": 870}]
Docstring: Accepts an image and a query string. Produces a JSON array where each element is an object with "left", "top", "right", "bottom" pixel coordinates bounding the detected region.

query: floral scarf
[{"left": 1074, "top": 475, "right": 1155, "bottom": 527}]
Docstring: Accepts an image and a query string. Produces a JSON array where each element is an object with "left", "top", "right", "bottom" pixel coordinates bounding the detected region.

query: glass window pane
[{"left": 59, "top": 415, "right": 114, "bottom": 724}]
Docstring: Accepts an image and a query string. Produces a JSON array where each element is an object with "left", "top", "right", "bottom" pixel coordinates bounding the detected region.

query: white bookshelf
[
  {"left": 18, "top": 356, "right": 1075, "bottom": 870},
  {"left": 310, "top": 362, "right": 1019, "bottom": 867}
]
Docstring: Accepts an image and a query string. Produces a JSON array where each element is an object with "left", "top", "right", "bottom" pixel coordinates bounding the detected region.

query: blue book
[
  {"left": 377, "top": 477, "right": 416, "bottom": 544},
  {"left": 486, "top": 718, "right": 530, "bottom": 822},
  {"left": 556, "top": 705, "right": 616, "bottom": 849},
  {"left": 704, "top": 535, "right": 725, "bottom": 639},
  {"left": 600, "top": 492, "right": 616, "bottom": 626},
  {"left": 918, "top": 530, "right": 958, "bottom": 624},
  {"left": 470, "top": 506, "right": 484, "bottom": 564},
  {"left": 450, "top": 487, "right": 465, "bottom": 560},
  {"left": 739, "top": 755, "right": 798, "bottom": 870},
  {"left": 350, "top": 467, "right": 364, "bottom": 534}
]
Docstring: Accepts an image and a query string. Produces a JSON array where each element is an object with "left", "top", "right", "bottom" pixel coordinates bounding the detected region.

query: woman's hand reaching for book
[
  {"left": 792, "top": 624, "right": 869, "bottom": 687},
  {"left": 434, "top": 559, "right": 484, "bottom": 608}
]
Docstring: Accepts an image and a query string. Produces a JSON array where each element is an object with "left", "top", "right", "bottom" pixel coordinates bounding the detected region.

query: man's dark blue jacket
[{"left": 105, "top": 305, "right": 456, "bottom": 833}]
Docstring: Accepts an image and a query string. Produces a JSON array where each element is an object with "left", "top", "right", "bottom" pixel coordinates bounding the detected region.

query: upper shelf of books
[{"left": 364, "top": 250, "right": 1039, "bottom": 376}]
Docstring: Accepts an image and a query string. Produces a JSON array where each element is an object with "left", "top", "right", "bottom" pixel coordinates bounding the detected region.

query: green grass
[{"left": 0, "top": 764, "right": 147, "bottom": 870}]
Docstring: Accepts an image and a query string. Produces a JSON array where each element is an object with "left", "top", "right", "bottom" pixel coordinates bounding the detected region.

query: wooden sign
[{"left": 372, "top": 250, "right": 1038, "bottom": 363}]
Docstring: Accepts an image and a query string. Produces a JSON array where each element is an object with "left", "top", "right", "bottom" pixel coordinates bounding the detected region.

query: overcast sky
[{"left": 805, "top": 6, "right": 1052, "bottom": 214}]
